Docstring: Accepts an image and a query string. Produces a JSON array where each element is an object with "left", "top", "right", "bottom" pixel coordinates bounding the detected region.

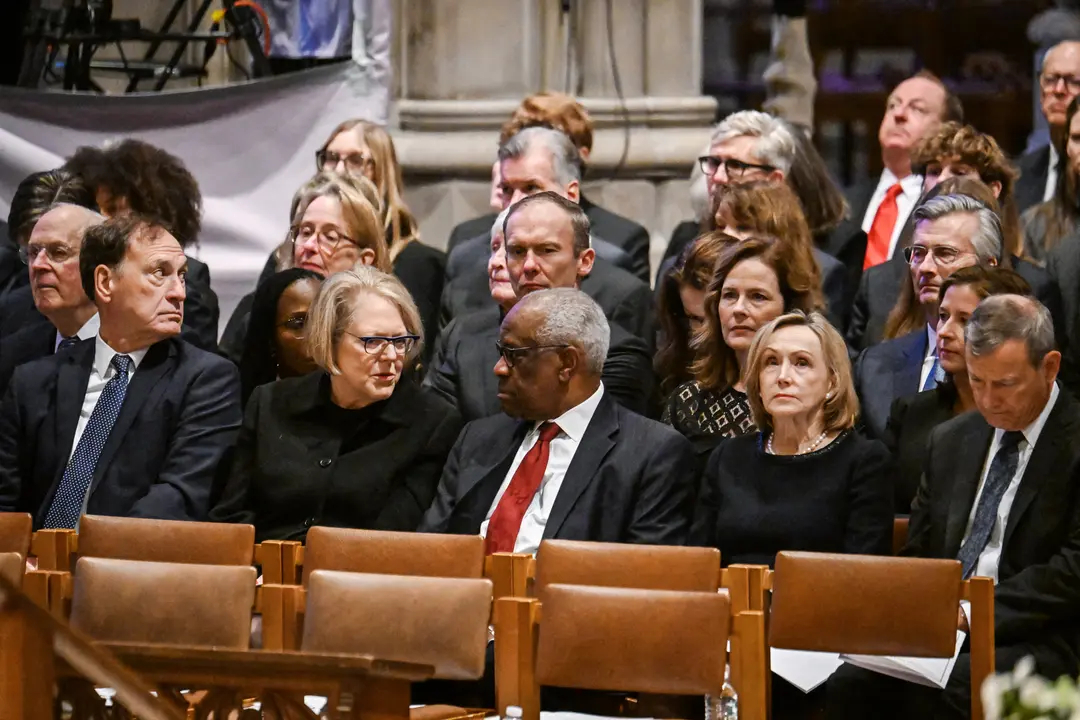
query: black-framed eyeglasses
[
  {"left": 345, "top": 333, "right": 419, "bottom": 355},
  {"left": 19, "top": 242, "right": 75, "bottom": 265},
  {"left": 316, "top": 149, "right": 374, "bottom": 175},
  {"left": 278, "top": 315, "right": 307, "bottom": 333},
  {"left": 290, "top": 224, "right": 357, "bottom": 255},
  {"left": 1039, "top": 73, "right": 1080, "bottom": 94},
  {"left": 495, "top": 341, "right": 570, "bottom": 368},
  {"left": 902, "top": 245, "right": 976, "bottom": 267},
  {"left": 697, "top": 156, "right": 775, "bottom": 179}
]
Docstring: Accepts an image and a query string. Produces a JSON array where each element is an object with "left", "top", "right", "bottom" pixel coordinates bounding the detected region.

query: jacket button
[{"left": 319, "top": 458, "right": 332, "bottom": 468}]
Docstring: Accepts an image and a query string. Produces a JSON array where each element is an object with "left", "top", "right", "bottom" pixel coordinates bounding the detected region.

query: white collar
[
  {"left": 878, "top": 167, "right": 925, "bottom": 200},
  {"left": 1049, "top": 143, "right": 1060, "bottom": 168},
  {"left": 76, "top": 313, "right": 100, "bottom": 340},
  {"left": 926, "top": 322, "right": 938, "bottom": 358},
  {"left": 536, "top": 383, "right": 605, "bottom": 443},
  {"left": 93, "top": 335, "right": 151, "bottom": 377}
]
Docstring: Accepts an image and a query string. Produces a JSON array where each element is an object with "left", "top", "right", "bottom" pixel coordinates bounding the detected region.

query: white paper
[
  {"left": 770, "top": 649, "right": 844, "bottom": 693},
  {"left": 841, "top": 631, "right": 966, "bottom": 689}
]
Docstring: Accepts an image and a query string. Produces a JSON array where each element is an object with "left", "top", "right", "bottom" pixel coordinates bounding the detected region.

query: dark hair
[
  {"left": 80, "top": 214, "right": 167, "bottom": 302},
  {"left": 65, "top": 139, "right": 202, "bottom": 248},
  {"left": 781, "top": 120, "right": 849, "bottom": 239},
  {"left": 938, "top": 265, "right": 1032, "bottom": 304},
  {"left": 1028, "top": 95, "right": 1080, "bottom": 254},
  {"left": 912, "top": 69, "right": 964, "bottom": 123},
  {"left": 7, "top": 168, "right": 97, "bottom": 247},
  {"left": 655, "top": 232, "right": 734, "bottom": 396},
  {"left": 502, "top": 191, "right": 591, "bottom": 255},
  {"left": 240, "top": 268, "right": 324, "bottom": 406}
]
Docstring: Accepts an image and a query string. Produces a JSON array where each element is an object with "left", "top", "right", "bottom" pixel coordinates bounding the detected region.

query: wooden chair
[
  {"left": 0, "top": 551, "right": 24, "bottom": 588},
  {"left": 494, "top": 584, "right": 767, "bottom": 720},
  {"left": 892, "top": 517, "right": 910, "bottom": 556},
  {"left": 768, "top": 551, "right": 994, "bottom": 720},
  {"left": 0, "top": 512, "right": 32, "bottom": 556}
]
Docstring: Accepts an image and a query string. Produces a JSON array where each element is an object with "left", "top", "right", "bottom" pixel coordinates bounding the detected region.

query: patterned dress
[{"left": 662, "top": 381, "right": 757, "bottom": 458}]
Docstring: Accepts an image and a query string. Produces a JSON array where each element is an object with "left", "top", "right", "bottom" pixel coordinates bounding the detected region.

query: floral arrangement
[{"left": 981, "top": 657, "right": 1080, "bottom": 719}]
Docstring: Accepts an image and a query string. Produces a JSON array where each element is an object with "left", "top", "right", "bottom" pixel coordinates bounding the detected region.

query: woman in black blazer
[
  {"left": 211, "top": 267, "right": 462, "bottom": 542},
  {"left": 883, "top": 265, "right": 1033, "bottom": 513}
]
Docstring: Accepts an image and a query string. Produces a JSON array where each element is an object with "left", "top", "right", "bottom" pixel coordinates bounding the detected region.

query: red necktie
[
  {"left": 863, "top": 183, "right": 904, "bottom": 269},
  {"left": 484, "top": 422, "right": 561, "bottom": 555}
]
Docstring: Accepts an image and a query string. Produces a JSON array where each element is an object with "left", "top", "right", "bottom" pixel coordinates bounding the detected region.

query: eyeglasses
[
  {"left": 495, "top": 341, "right": 570, "bottom": 369},
  {"left": 278, "top": 315, "right": 307, "bottom": 333},
  {"left": 1039, "top": 73, "right": 1080, "bottom": 94},
  {"left": 345, "top": 333, "right": 419, "bottom": 355},
  {"left": 290, "top": 224, "right": 357, "bottom": 255},
  {"left": 698, "top": 156, "right": 775, "bottom": 179},
  {"left": 19, "top": 242, "right": 76, "bottom": 265},
  {"left": 316, "top": 149, "right": 374, "bottom": 175},
  {"left": 903, "top": 245, "right": 977, "bottom": 267}
]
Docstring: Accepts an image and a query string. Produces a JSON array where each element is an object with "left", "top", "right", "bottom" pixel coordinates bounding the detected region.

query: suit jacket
[
  {"left": 906, "top": 390, "right": 1080, "bottom": 652},
  {"left": 853, "top": 329, "right": 927, "bottom": 441},
  {"left": 0, "top": 239, "right": 27, "bottom": 305},
  {"left": 440, "top": 251, "right": 655, "bottom": 348},
  {"left": 391, "top": 241, "right": 446, "bottom": 368},
  {"left": 424, "top": 305, "right": 655, "bottom": 421},
  {"left": 1047, "top": 232, "right": 1080, "bottom": 394},
  {"left": 882, "top": 385, "right": 956, "bottom": 514},
  {"left": 0, "top": 320, "right": 55, "bottom": 397},
  {"left": 824, "top": 178, "right": 876, "bottom": 328},
  {"left": 446, "top": 196, "right": 652, "bottom": 282},
  {"left": 417, "top": 391, "right": 694, "bottom": 545},
  {"left": 210, "top": 372, "right": 462, "bottom": 542},
  {"left": 0, "top": 336, "right": 242, "bottom": 527},
  {"left": 1015, "top": 145, "right": 1052, "bottom": 216},
  {"left": 0, "top": 255, "right": 220, "bottom": 354},
  {"left": 846, "top": 255, "right": 1067, "bottom": 352}
]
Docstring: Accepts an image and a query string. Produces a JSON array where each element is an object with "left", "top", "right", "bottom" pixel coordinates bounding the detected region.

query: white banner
[{"left": 0, "top": 63, "right": 385, "bottom": 335}]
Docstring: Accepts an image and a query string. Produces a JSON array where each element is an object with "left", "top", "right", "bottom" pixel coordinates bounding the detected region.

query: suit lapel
[
  {"left": 943, "top": 416, "right": 994, "bottom": 556},
  {"left": 52, "top": 340, "right": 96, "bottom": 482},
  {"left": 894, "top": 331, "right": 927, "bottom": 397},
  {"left": 457, "top": 420, "right": 530, "bottom": 528},
  {"left": 544, "top": 394, "right": 618, "bottom": 539},
  {"left": 89, "top": 340, "right": 175, "bottom": 496}
]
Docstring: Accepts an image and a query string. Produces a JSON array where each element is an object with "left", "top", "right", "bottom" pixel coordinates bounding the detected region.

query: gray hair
[
  {"left": 965, "top": 294, "right": 1056, "bottom": 367},
  {"left": 912, "top": 193, "right": 1003, "bottom": 264},
  {"left": 491, "top": 206, "right": 512, "bottom": 239},
  {"left": 498, "top": 126, "right": 582, "bottom": 187},
  {"left": 514, "top": 288, "right": 609, "bottom": 374},
  {"left": 709, "top": 110, "right": 796, "bottom": 174}
]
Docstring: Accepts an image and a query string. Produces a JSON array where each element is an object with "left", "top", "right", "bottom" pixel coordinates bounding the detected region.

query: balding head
[
  {"left": 27, "top": 204, "right": 103, "bottom": 335},
  {"left": 1040, "top": 41, "right": 1080, "bottom": 132}
]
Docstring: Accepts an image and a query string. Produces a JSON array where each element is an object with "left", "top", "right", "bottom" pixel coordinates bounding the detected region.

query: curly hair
[
  {"left": 691, "top": 236, "right": 825, "bottom": 392},
  {"left": 65, "top": 139, "right": 202, "bottom": 248},
  {"left": 7, "top": 168, "right": 97, "bottom": 246},
  {"left": 498, "top": 92, "right": 594, "bottom": 155}
]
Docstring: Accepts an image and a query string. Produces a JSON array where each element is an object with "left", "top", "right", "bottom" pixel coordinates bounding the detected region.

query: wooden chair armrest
[
  {"left": 484, "top": 553, "right": 534, "bottom": 600},
  {"left": 730, "top": 610, "right": 767, "bottom": 720},
  {"left": 964, "top": 576, "right": 995, "bottom": 720},
  {"left": 254, "top": 541, "right": 303, "bottom": 585},
  {"left": 492, "top": 596, "right": 540, "bottom": 720},
  {"left": 31, "top": 529, "right": 77, "bottom": 571},
  {"left": 22, "top": 569, "right": 72, "bottom": 619},
  {"left": 259, "top": 583, "right": 305, "bottom": 651}
]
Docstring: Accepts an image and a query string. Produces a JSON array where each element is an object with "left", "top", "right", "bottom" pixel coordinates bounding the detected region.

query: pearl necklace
[{"left": 767, "top": 430, "right": 829, "bottom": 456}]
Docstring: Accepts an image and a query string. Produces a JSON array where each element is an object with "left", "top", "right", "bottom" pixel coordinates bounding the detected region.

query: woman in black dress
[
  {"left": 884, "top": 265, "right": 1033, "bottom": 512},
  {"left": 663, "top": 236, "right": 823, "bottom": 459}
]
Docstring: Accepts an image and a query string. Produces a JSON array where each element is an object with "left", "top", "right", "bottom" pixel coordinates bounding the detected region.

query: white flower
[
  {"left": 1013, "top": 655, "right": 1037, "bottom": 682},
  {"left": 981, "top": 674, "right": 1005, "bottom": 719},
  {"left": 1019, "top": 675, "right": 1054, "bottom": 710}
]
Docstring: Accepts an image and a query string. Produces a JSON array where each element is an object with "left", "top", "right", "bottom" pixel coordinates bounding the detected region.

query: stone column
[{"left": 393, "top": 0, "right": 717, "bottom": 273}]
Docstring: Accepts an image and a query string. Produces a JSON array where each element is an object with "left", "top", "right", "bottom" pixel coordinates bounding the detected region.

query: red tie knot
[
  {"left": 886, "top": 183, "right": 904, "bottom": 200},
  {"left": 538, "top": 422, "right": 561, "bottom": 444}
]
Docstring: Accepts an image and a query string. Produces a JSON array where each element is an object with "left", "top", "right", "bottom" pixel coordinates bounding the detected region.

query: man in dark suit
[
  {"left": 825, "top": 72, "right": 962, "bottom": 324},
  {"left": 426, "top": 193, "right": 653, "bottom": 420},
  {"left": 828, "top": 294, "right": 1080, "bottom": 719},
  {"left": 1014, "top": 41, "right": 1080, "bottom": 214},
  {"left": 420, "top": 286, "right": 693, "bottom": 548},
  {"left": 854, "top": 194, "right": 1003, "bottom": 439},
  {"left": 0, "top": 204, "right": 104, "bottom": 395},
  {"left": 0, "top": 214, "right": 241, "bottom": 528}
]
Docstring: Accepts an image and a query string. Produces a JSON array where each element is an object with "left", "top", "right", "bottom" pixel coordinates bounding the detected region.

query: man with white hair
[
  {"left": 0, "top": 204, "right": 104, "bottom": 395},
  {"left": 426, "top": 192, "right": 653, "bottom": 421},
  {"left": 420, "top": 286, "right": 694, "bottom": 550}
]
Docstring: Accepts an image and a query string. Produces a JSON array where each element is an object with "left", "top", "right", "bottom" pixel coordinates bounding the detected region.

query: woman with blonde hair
[
  {"left": 663, "top": 235, "right": 823, "bottom": 458},
  {"left": 212, "top": 266, "right": 462, "bottom": 542},
  {"left": 317, "top": 120, "right": 445, "bottom": 356}
]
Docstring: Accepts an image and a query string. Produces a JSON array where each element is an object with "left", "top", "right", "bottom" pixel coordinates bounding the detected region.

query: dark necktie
[
  {"left": 956, "top": 430, "right": 1025, "bottom": 578},
  {"left": 57, "top": 336, "right": 78, "bottom": 353},
  {"left": 484, "top": 422, "right": 561, "bottom": 555},
  {"left": 44, "top": 354, "right": 133, "bottom": 529}
]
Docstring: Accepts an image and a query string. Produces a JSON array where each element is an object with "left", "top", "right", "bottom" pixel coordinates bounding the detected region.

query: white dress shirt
[
  {"left": 68, "top": 336, "right": 149, "bottom": 464},
  {"left": 860, "top": 169, "right": 925, "bottom": 260},
  {"left": 479, "top": 384, "right": 605, "bottom": 555},
  {"left": 1044, "top": 144, "right": 1059, "bottom": 203},
  {"left": 960, "top": 383, "right": 1060, "bottom": 582},
  {"left": 54, "top": 313, "right": 100, "bottom": 351},
  {"left": 918, "top": 323, "right": 939, "bottom": 391}
]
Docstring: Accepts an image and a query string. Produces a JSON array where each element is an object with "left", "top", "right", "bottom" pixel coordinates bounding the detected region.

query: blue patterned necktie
[
  {"left": 956, "top": 430, "right": 1025, "bottom": 578},
  {"left": 44, "top": 354, "right": 133, "bottom": 529}
]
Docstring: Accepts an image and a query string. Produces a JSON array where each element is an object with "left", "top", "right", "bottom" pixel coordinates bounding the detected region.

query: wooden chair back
[
  {"left": 69, "top": 557, "right": 256, "bottom": 650},
  {"left": 533, "top": 539, "right": 722, "bottom": 594},
  {"left": 768, "top": 551, "right": 993, "bottom": 719},
  {"left": 494, "top": 585, "right": 767, "bottom": 720},
  {"left": 0, "top": 512, "right": 32, "bottom": 556},
  {"left": 892, "top": 517, "right": 910, "bottom": 555},
  {"left": 0, "top": 551, "right": 24, "bottom": 588},
  {"left": 303, "top": 570, "right": 493, "bottom": 680},
  {"left": 77, "top": 514, "right": 255, "bottom": 566},
  {"left": 302, "top": 527, "right": 485, "bottom": 584}
]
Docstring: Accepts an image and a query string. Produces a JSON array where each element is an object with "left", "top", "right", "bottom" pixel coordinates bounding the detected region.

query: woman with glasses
[
  {"left": 237, "top": 268, "right": 324, "bottom": 407},
  {"left": 211, "top": 267, "right": 462, "bottom": 542},
  {"left": 316, "top": 121, "right": 446, "bottom": 361}
]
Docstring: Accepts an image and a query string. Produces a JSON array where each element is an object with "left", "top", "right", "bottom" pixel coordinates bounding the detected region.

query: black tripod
[{"left": 17, "top": 0, "right": 271, "bottom": 92}]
